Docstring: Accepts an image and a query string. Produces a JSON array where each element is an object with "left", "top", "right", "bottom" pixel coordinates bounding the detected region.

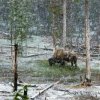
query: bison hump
[{"left": 53, "top": 48, "right": 64, "bottom": 58}]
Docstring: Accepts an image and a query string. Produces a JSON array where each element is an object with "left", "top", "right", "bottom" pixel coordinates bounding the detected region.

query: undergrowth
[{"left": 33, "top": 60, "right": 81, "bottom": 78}]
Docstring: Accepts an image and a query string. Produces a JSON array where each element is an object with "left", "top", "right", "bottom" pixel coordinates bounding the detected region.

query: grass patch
[{"left": 31, "top": 60, "right": 80, "bottom": 78}]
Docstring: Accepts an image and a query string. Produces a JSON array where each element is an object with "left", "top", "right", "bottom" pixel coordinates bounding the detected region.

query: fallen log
[
  {"left": 31, "top": 81, "right": 60, "bottom": 100},
  {"left": 9, "top": 82, "right": 37, "bottom": 87},
  {"left": 0, "top": 91, "right": 11, "bottom": 93},
  {"left": 22, "top": 46, "right": 53, "bottom": 51},
  {"left": 22, "top": 53, "right": 51, "bottom": 58},
  {"left": 17, "top": 83, "right": 37, "bottom": 87},
  {"left": 0, "top": 94, "right": 14, "bottom": 96}
]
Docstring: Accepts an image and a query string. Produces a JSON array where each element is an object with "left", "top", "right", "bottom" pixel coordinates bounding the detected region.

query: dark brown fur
[{"left": 48, "top": 49, "right": 77, "bottom": 67}]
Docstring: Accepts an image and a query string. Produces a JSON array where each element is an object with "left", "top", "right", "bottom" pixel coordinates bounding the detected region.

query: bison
[{"left": 48, "top": 48, "right": 77, "bottom": 67}]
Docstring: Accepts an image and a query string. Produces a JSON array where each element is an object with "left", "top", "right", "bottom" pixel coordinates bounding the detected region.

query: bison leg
[
  {"left": 71, "top": 61, "right": 73, "bottom": 67},
  {"left": 73, "top": 57, "right": 77, "bottom": 67},
  {"left": 74, "top": 61, "right": 77, "bottom": 67},
  {"left": 71, "top": 56, "right": 77, "bottom": 67},
  {"left": 60, "top": 60, "right": 65, "bottom": 66},
  {"left": 48, "top": 58, "right": 55, "bottom": 66}
]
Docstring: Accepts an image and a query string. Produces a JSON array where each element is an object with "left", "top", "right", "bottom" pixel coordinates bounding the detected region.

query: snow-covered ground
[
  {"left": 0, "top": 36, "right": 53, "bottom": 68},
  {"left": 0, "top": 82, "right": 100, "bottom": 100},
  {"left": 0, "top": 36, "right": 100, "bottom": 100},
  {"left": 78, "top": 60, "right": 100, "bottom": 70},
  {"left": 0, "top": 36, "right": 99, "bottom": 69}
]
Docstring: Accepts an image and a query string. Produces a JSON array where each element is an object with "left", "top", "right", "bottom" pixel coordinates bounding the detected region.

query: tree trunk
[
  {"left": 84, "top": 0, "right": 91, "bottom": 80},
  {"left": 50, "top": 0, "right": 57, "bottom": 50},
  {"left": 62, "top": 0, "right": 67, "bottom": 49},
  {"left": 10, "top": 20, "right": 14, "bottom": 70},
  {"left": 96, "top": 14, "right": 100, "bottom": 54},
  {"left": 13, "top": 44, "right": 18, "bottom": 91},
  {"left": 52, "top": 14, "right": 56, "bottom": 49}
]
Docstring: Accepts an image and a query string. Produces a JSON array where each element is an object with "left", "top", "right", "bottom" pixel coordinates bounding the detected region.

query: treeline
[{"left": 0, "top": 0, "right": 100, "bottom": 36}]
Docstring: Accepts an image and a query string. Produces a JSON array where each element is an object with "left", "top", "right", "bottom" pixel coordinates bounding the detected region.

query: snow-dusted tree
[
  {"left": 8, "top": 0, "right": 33, "bottom": 91},
  {"left": 49, "top": 0, "right": 56, "bottom": 49},
  {"left": 62, "top": 0, "right": 67, "bottom": 49},
  {"left": 84, "top": 0, "right": 91, "bottom": 80},
  {"left": 9, "top": 0, "right": 33, "bottom": 44},
  {"left": 49, "top": 0, "right": 62, "bottom": 49}
]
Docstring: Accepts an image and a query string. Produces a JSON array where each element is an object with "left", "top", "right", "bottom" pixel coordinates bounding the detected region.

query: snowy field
[
  {"left": 0, "top": 36, "right": 99, "bottom": 69},
  {"left": 0, "top": 36, "right": 53, "bottom": 68},
  {"left": 0, "top": 82, "right": 100, "bottom": 100},
  {"left": 0, "top": 36, "right": 100, "bottom": 100}
]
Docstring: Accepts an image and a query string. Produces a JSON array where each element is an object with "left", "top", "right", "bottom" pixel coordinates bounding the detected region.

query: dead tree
[
  {"left": 13, "top": 44, "right": 18, "bottom": 91},
  {"left": 84, "top": 0, "right": 91, "bottom": 80},
  {"left": 62, "top": 0, "right": 67, "bottom": 49}
]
